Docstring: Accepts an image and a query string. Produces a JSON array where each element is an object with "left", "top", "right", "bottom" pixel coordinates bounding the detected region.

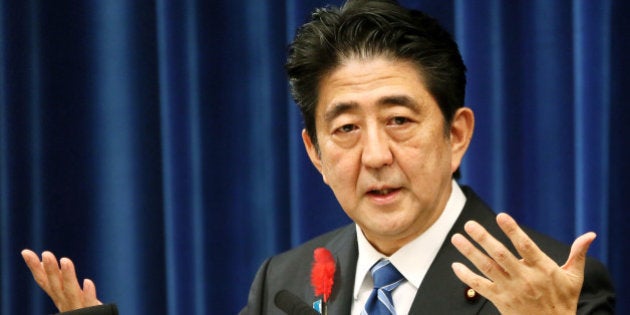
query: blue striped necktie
[{"left": 362, "top": 259, "right": 405, "bottom": 315}]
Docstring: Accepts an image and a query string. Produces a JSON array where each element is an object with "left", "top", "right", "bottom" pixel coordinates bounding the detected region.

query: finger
[
  {"left": 21, "top": 249, "right": 50, "bottom": 289},
  {"left": 462, "top": 220, "right": 521, "bottom": 274},
  {"left": 42, "top": 251, "right": 64, "bottom": 302},
  {"left": 496, "top": 213, "right": 552, "bottom": 266},
  {"left": 82, "top": 279, "right": 103, "bottom": 306},
  {"left": 60, "top": 258, "right": 83, "bottom": 310},
  {"left": 21, "top": 249, "right": 42, "bottom": 271},
  {"left": 451, "top": 262, "right": 494, "bottom": 297},
  {"left": 451, "top": 233, "right": 508, "bottom": 281},
  {"left": 562, "top": 232, "right": 596, "bottom": 276}
]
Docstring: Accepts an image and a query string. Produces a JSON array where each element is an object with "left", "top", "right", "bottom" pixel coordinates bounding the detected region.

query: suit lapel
[
  {"left": 408, "top": 187, "right": 499, "bottom": 314},
  {"left": 303, "top": 225, "right": 358, "bottom": 314}
]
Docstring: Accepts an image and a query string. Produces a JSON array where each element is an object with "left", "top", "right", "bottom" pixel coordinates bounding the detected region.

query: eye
[
  {"left": 390, "top": 116, "right": 409, "bottom": 125},
  {"left": 337, "top": 124, "right": 357, "bottom": 133}
]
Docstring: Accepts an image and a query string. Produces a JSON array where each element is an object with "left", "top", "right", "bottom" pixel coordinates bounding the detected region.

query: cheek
[
  {"left": 398, "top": 135, "right": 451, "bottom": 177},
  {"left": 320, "top": 148, "right": 359, "bottom": 190},
  {"left": 322, "top": 156, "right": 351, "bottom": 186}
]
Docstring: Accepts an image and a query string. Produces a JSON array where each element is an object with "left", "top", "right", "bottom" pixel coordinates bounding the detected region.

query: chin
[{"left": 369, "top": 220, "right": 413, "bottom": 237}]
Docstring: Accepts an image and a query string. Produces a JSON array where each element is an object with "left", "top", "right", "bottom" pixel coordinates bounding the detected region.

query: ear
[
  {"left": 449, "top": 107, "right": 475, "bottom": 173},
  {"left": 302, "top": 129, "right": 327, "bottom": 183}
]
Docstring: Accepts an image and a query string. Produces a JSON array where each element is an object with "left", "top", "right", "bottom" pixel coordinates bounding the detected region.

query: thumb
[
  {"left": 562, "top": 232, "right": 596, "bottom": 275},
  {"left": 82, "top": 279, "right": 103, "bottom": 306}
]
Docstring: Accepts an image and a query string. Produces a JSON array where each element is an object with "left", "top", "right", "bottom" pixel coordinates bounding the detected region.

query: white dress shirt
[{"left": 351, "top": 180, "right": 466, "bottom": 315}]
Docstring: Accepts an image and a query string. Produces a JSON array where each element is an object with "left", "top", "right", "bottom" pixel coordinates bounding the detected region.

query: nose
[{"left": 361, "top": 127, "right": 393, "bottom": 169}]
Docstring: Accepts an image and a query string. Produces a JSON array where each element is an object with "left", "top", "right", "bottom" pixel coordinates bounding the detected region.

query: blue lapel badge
[{"left": 313, "top": 299, "right": 322, "bottom": 314}]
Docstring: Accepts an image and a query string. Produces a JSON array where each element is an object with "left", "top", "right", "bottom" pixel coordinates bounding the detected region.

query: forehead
[{"left": 316, "top": 57, "right": 432, "bottom": 116}]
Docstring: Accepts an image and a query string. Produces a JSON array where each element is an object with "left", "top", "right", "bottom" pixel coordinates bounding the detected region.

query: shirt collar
[{"left": 353, "top": 180, "right": 466, "bottom": 298}]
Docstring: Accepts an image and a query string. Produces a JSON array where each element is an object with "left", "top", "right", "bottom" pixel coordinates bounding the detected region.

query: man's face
[{"left": 303, "top": 57, "right": 472, "bottom": 254}]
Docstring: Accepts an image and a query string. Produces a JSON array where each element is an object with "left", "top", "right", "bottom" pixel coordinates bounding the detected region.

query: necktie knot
[
  {"left": 362, "top": 259, "right": 405, "bottom": 315},
  {"left": 371, "top": 260, "right": 404, "bottom": 290}
]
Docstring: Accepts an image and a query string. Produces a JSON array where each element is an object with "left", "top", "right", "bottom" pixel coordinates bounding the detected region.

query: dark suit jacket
[
  {"left": 240, "top": 187, "right": 615, "bottom": 314},
  {"left": 56, "top": 304, "right": 118, "bottom": 315}
]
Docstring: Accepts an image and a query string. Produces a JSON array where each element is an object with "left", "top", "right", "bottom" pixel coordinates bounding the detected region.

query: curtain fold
[
  {"left": 572, "top": 0, "right": 611, "bottom": 259},
  {"left": 156, "top": 0, "right": 204, "bottom": 313},
  {"left": 1, "top": 0, "right": 628, "bottom": 314}
]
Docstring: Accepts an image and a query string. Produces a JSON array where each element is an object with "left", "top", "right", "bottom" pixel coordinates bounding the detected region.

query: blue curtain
[{"left": 1, "top": 0, "right": 628, "bottom": 314}]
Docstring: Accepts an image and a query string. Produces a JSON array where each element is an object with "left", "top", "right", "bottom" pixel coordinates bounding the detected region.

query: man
[
  {"left": 23, "top": 0, "right": 615, "bottom": 314},
  {"left": 240, "top": 0, "right": 614, "bottom": 314}
]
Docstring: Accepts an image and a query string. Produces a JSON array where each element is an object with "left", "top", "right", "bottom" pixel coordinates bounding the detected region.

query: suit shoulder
[{"left": 271, "top": 224, "right": 355, "bottom": 263}]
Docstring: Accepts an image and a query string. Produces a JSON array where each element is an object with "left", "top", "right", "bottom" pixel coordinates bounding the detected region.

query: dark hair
[{"left": 286, "top": 0, "right": 467, "bottom": 150}]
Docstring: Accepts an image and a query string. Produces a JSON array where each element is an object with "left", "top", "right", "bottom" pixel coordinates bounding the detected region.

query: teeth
[{"left": 375, "top": 189, "right": 390, "bottom": 195}]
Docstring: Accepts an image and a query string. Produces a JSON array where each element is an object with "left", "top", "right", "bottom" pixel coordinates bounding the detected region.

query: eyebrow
[
  {"left": 323, "top": 102, "right": 359, "bottom": 123},
  {"left": 378, "top": 95, "right": 421, "bottom": 113},
  {"left": 323, "top": 94, "right": 421, "bottom": 123}
]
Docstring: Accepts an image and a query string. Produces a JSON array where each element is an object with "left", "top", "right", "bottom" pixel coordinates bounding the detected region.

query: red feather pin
[{"left": 311, "top": 247, "right": 336, "bottom": 314}]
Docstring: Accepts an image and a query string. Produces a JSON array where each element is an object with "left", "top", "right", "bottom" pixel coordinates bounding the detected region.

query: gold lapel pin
[{"left": 465, "top": 287, "right": 479, "bottom": 302}]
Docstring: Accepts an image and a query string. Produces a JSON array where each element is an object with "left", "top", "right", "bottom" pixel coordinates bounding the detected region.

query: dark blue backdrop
[{"left": 1, "top": 0, "right": 628, "bottom": 314}]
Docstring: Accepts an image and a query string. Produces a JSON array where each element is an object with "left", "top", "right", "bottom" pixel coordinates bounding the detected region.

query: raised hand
[
  {"left": 21, "top": 249, "right": 102, "bottom": 312},
  {"left": 450, "top": 213, "right": 595, "bottom": 314}
]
